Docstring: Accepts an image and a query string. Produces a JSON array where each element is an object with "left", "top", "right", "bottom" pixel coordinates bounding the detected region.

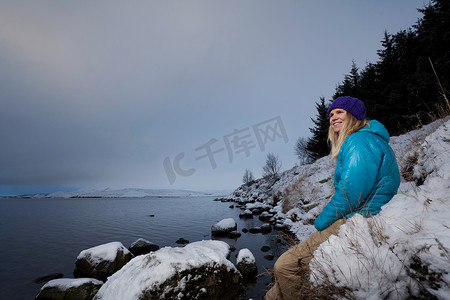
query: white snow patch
[
  {"left": 77, "top": 242, "right": 130, "bottom": 263},
  {"left": 212, "top": 218, "right": 236, "bottom": 231},
  {"left": 41, "top": 278, "right": 103, "bottom": 290},
  {"left": 237, "top": 248, "right": 256, "bottom": 265}
]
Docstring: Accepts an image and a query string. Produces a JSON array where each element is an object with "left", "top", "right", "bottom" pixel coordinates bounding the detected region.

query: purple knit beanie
[{"left": 327, "top": 96, "right": 366, "bottom": 120}]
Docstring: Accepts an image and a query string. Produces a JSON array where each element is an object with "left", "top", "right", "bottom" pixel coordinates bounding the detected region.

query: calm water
[{"left": 0, "top": 197, "right": 289, "bottom": 299}]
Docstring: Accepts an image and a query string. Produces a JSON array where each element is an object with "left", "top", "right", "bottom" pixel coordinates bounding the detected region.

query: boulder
[
  {"left": 74, "top": 242, "right": 133, "bottom": 281},
  {"left": 261, "top": 223, "right": 272, "bottom": 233},
  {"left": 260, "top": 245, "right": 271, "bottom": 252},
  {"left": 236, "top": 248, "right": 257, "bottom": 279},
  {"left": 274, "top": 222, "right": 286, "bottom": 230},
  {"left": 228, "top": 230, "right": 242, "bottom": 238},
  {"left": 248, "top": 227, "right": 261, "bottom": 233},
  {"left": 258, "top": 211, "right": 273, "bottom": 221},
  {"left": 264, "top": 254, "right": 275, "bottom": 261},
  {"left": 129, "top": 238, "right": 160, "bottom": 256},
  {"left": 94, "top": 240, "right": 245, "bottom": 300},
  {"left": 36, "top": 278, "right": 103, "bottom": 300},
  {"left": 176, "top": 238, "right": 190, "bottom": 244},
  {"left": 250, "top": 207, "right": 264, "bottom": 215},
  {"left": 211, "top": 218, "right": 237, "bottom": 237},
  {"left": 239, "top": 209, "right": 253, "bottom": 219}
]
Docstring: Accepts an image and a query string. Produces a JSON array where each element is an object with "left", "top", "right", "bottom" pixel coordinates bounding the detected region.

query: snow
[
  {"left": 40, "top": 278, "right": 103, "bottom": 290},
  {"left": 237, "top": 248, "right": 256, "bottom": 265},
  {"left": 94, "top": 240, "right": 235, "bottom": 300},
  {"left": 45, "top": 188, "right": 231, "bottom": 198},
  {"left": 212, "top": 218, "right": 236, "bottom": 231},
  {"left": 77, "top": 242, "right": 130, "bottom": 263}
]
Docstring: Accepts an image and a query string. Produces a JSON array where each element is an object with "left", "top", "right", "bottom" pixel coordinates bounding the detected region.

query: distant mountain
[{"left": 45, "top": 188, "right": 232, "bottom": 198}]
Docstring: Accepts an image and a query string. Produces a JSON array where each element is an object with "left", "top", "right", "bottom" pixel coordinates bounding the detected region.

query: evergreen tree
[
  {"left": 305, "top": 97, "right": 330, "bottom": 160},
  {"left": 334, "top": 61, "right": 360, "bottom": 98},
  {"left": 305, "top": 0, "right": 449, "bottom": 154}
]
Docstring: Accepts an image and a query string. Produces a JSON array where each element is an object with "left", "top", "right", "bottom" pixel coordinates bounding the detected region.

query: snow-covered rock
[
  {"left": 129, "top": 238, "right": 160, "bottom": 256},
  {"left": 35, "top": 278, "right": 103, "bottom": 300},
  {"left": 259, "top": 211, "right": 273, "bottom": 221},
  {"left": 260, "top": 223, "right": 272, "bottom": 233},
  {"left": 239, "top": 209, "right": 253, "bottom": 219},
  {"left": 93, "top": 240, "right": 244, "bottom": 300},
  {"left": 74, "top": 242, "right": 133, "bottom": 281},
  {"left": 211, "top": 218, "right": 238, "bottom": 237},
  {"left": 236, "top": 248, "right": 257, "bottom": 279}
]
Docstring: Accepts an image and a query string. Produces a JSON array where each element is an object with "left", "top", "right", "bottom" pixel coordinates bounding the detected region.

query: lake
[{"left": 0, "top": 197, "right": 289, "bottom": 299}]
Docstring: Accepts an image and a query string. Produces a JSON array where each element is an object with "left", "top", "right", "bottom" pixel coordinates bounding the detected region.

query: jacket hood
[{"left": 359, "top": 120, "right": 390, "bottom": 143}]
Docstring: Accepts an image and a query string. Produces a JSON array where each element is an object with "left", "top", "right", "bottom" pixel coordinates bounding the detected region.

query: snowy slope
[{"left": 225, "top": 117, "right": 450, "bottom": 298}]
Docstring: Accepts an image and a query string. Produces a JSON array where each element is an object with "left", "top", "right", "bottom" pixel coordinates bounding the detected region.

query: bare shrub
[
  {"left": 262, "top": 152, "right": 282, "bottom": 179},
  {"left": 242, "top": 169, "right": 254, "bottom": 186}
]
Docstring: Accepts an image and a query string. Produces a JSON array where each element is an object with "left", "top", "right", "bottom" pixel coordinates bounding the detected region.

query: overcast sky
[{"left": 0, "top": 0, "right": 425, "bottom": 195}]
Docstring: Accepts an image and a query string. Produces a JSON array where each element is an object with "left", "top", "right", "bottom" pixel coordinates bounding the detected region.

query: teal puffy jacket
[{"left": 314, "top": 120, "right": 400, "bottom": 231}]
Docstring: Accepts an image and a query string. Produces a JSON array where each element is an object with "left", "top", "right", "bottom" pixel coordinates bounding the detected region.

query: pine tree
[
  {"left": 306, "top": 97, "right": 330, "bottom": 160},
  {"left": 334, "top": 61, "right": 360, "bottom": 98}
]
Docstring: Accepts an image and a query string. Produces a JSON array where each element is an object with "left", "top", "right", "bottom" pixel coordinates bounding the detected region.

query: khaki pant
[{"left": 265, "top": 219, "right": 346, "bottom": 300}]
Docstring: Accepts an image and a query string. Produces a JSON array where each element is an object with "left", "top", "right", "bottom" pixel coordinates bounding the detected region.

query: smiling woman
[{"left": 265, "top": 96, "right": 400, "bottom": 299}]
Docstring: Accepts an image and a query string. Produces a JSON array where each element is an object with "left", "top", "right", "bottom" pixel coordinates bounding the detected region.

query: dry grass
[
  {"left": 295, "top": 268, "right": 351, "bottom": 300},
  {"left": 429, "top": 57, "right": 450, "bottom": 112},
  {"left": 400, "top": 151, "right": 419, "bottom": 182}
]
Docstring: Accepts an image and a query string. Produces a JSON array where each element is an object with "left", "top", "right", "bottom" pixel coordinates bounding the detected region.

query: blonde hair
[{"left": 328, "top": 113, "right": 368, "bottom": 160}]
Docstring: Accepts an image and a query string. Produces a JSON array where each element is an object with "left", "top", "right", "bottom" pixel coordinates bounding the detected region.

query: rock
[
  {"left": 264, "top": 254, "right": 275, "bottom": 261},
  {"left": 260, "top": 246, "right": 271, "bottom": 252},
  {"left": 274, "top": 223, "right": 286, "bottom": 230},
  {"left": 228, "top": 230, "right": 242, "bottom": 238},
  {"left": 229, "top": 204, "right": 234, "bottom": 208},
  {"left": 248, "top": 227, "right": 261, "bottom": 234},
  {"left": 94, "top": 240, "right": 245, "bottom": 300},
  {"left": 236, "top": 248, "right": 257, "bottom": 279},
  {"left": 260, "top": 223, "right": 272, "bottom": 233},
  {"left": 258, "top": 211, "right": 273, "bottom": 221},
  {"left": 242, "top": 228, "right": 249, "bottom": 233},
  {"left": 74, "top": 242, "right": 133, "bottom": 282},
  {"left": 34, "top": 273, "right": 63, "bottom": 284},
  {"left": 250, "top": 207, "right": 264, "bottom": 215},
  {"left": 239, "top": 209, "right": 253, "bottom": 219},
  {"left": 176, "top": 238, "right": 189, "bottom": 244},
  {"left": 36, "top": 278, "right": 103, "bottom": 300},
  {"left": 129, "top": 238, "right": 160, "bottom": 256},
  {"left": 211, "top": 218, "right": 237, "bottom": 237}
]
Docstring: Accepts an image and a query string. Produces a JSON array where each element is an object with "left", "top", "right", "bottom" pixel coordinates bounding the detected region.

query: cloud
[{"left": 0, "top": 0, "right": 425, "bottom": 194}]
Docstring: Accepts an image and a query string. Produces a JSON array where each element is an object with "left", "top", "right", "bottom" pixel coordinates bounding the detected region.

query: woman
[{"left": 265, "top": 96, "right": 400, "bottom": 300}]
